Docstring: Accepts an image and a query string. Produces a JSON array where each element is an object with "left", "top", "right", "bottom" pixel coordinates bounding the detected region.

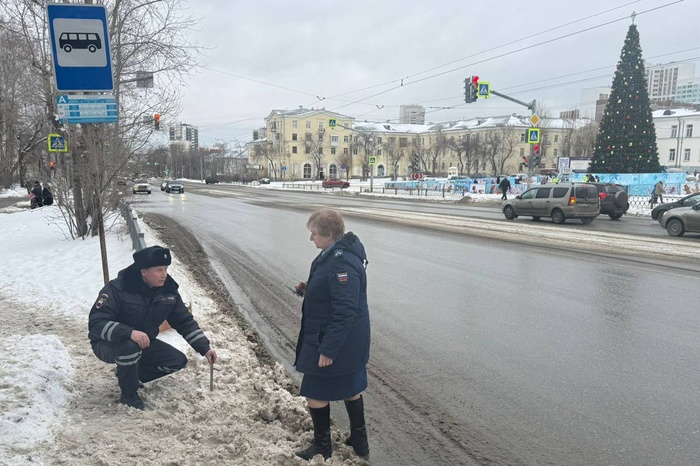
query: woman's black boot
[
  {"left": 295, "top": 404, "right": 332, "bottom": 460},
  {"left": 344, "top": 396, "right": 369, "bottom": 460}
]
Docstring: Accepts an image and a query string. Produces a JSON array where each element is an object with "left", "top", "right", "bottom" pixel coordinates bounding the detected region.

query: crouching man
[{"left": 88, "top": 245, "right": 217, "bottom": 410}]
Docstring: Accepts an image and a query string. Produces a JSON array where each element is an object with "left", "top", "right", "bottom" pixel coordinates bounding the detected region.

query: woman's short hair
[{"left": 307, "top": 209, "right": 345, "bottom": 240}]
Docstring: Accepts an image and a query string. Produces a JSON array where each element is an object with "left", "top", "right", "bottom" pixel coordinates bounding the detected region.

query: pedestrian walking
[
  {"left": 293, "top": 209, "right": 371, "bottom": 461},
  {"left": 88, "top": 245, "right": 217, "bottom": 410},
  {"left": 498, "top": 176, "right": 511, "bottom": 200}
]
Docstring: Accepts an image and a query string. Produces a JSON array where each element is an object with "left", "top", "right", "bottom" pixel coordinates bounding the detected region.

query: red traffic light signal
[
  {"left": 533, "top": 144, "right": 540, "bottom": 154},
  {"left": 154, "top": 113, "right": 161, "bottom": 130},
  {"left": 49, "top": 161, "right": 56, "bottom": 170}
]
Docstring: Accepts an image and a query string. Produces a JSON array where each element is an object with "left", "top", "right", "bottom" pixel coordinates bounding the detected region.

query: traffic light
[
  {"left": 154, "top": 113, "right": 161, "bottom": 131},
  {"left": 464, "top": 76, "right": 479, "bottom": 103},
  {"left": 49, "top": 161, "right": 56, "bottom": 170},
  {"left": 532, "top": 143, "right": 541, "bottom": 164}
]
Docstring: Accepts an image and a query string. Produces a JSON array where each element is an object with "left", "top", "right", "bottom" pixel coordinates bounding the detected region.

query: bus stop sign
[{"left": 47, "top": 4, "right": 114, "bottom": 92}]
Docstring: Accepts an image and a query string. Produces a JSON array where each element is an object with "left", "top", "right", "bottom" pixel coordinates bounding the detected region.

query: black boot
[
  {"left": 295, "top": 404, "right": 332, "bottom": 460},
  {"left": 119, "top": 391, "right": 145, "bottom": 410},
  {"left": 344, "top": 396, "right": 369, "bottom": 460}
]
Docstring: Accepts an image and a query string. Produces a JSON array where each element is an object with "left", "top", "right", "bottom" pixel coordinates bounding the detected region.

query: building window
[
  {"left": 305, "top": 133, "right": 312, "bottom": 141},
  {"left": 353, "top": 148, "right": 358, "bottom": 155},
  {"left": 343, "top": 135, "right": 349, "bottom": 143},
  {"left": 318, "top": 121, "right": 324, "bottom": 129},
  {"left": 331, "top": 135, "right": 339, "bottom": 143},
  {"left": 292, "top": 133, "right": 297, "bottom": 141},
  {"left": 329, "top": 164, "right": 338, "bottom": 178},
  {"left": 303, "top": 163, "right": 312, "bottom": 179},
  {"left": 331, "top": 148, "right": 336, "bottom": 155},
  {"left": 376, "top": 149, "right": 382, "bottom": 156},
  {"left": 377, "top": 137, "right": 382, "bottom": 144},
  {"left": 520, "top": 148, "right": 524, "bottom": 157},
  {"left": 343, "top": 148, "right": 348, "bottom": 155},
  {"left": 687, "top": 124, "right": 693, "bottom": 137},
  {"left": 293, "top": 121, "right": 298, "bottom": 128},
  {"left": 306, "top": 121, "right": 311, "bottom": 129},
  {"left": 305, "top": 147, "right": 311, "bottom": 154},
  {"left": 669, "top": 148, "right": 676, "bottom": 161},
  {"left": 684, "top": 148, "right": 691, "bottom": 161},
  {"left": 671, "top": 125, "right": 677, "bottom": 138},
  {"left": 553, "top": 149, "right": 558, "bottom": 157},
  {"left": 554, "top": 135, "right": 559, "bottom": 142},
  {"left": 318, "top": 147, "right": 323, "bottom": 154},
  {"left": 292, "top": 146, "right": 297, "bottom": 154},
  {"left": 318, "top": 134, "right": 323, "bottom": 142},
  {"left": 520, "top": 133, "right": 526, "bottom": 143},
  {"left": 400, "top": 137, "right": 407, "bottom": 147}
]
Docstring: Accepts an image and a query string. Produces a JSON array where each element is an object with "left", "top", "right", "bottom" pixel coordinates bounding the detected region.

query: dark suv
[{"left": 589, "top": 183, "right": 629, "bottom": 219}]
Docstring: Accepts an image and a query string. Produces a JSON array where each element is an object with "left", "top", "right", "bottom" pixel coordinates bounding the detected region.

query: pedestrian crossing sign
[
  {"left": 527, "top": 128, "right": 540, "bottom": 144},
  {"left": 368, "top": 156, "right": 377, "bottom": 165},
  {"left": 48, "top": 133, "right": 68, "bottom": 152},
  {"left": 329, "top": 118, "right": 337, "bottom": 128},
  {"left": 477, "top": 82, "right": 490, "bottom": 99}
]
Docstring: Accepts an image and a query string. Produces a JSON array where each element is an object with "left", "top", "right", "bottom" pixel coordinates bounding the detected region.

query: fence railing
[{"left": 119, "top": 200, "right": 146, "bottom": 251}]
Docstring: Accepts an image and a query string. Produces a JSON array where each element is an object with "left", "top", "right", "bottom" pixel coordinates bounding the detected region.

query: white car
[{"left": 132, "top": 180, "right": 151, "bottom": 194}]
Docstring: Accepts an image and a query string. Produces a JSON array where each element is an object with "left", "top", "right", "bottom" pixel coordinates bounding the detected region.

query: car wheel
[
  {"left": 666, "top": 218, "right": 685, "bottom": 237},
  {"left": 503, "top": 205, "right": 516, "bottom": 220},
  {"left": 147, "top": 191, "right": 151, "bottom": 194},
  {"left": 532, "top": 216, "right": 541, "bottom": 221},
  {"left": 608, "top": 213, "right": 623, "bottom": 220},
  {"left": 580, "top": 217, "right": 594, "bottom": 224},
  {"left": 551, "top": 209, "right": 565, "bottom": 224}
]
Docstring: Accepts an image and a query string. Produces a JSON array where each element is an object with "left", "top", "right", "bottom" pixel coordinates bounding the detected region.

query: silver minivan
[{"left": 502, "top": 183, "right": 600, "bottom": 224}]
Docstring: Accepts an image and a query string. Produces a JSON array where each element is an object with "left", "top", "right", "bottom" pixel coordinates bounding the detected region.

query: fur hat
[{"left": 133, "top": 246, "right": 171, "bottom": 269}]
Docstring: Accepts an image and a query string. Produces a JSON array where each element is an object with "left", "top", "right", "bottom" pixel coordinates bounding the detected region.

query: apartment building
[
  {"left": 247, "top": 107, "right": 596, "bottom": 179},
  {"left": 645, "top": 62, "right": 695, "bottom": 102},
  {"left": 399, "top": 105, "right": 426, "bottom": 124},
  {"left": 653, "top": 108, "right": 700, "bottom": 173},
  {"left": 169, "top": 123, "right": 199, "bottom": 153}
]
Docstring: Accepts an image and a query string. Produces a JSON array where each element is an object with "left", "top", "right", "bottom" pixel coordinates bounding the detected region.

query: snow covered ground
[{"left": 0, "top": 192, "right": 368, "bottom": 465}]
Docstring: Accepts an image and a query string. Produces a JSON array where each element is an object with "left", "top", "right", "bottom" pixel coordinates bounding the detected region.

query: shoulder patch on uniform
[
  {"left": 334, "top": 249, "right": 343, "bottom": 257},
  {"left": 95, "top": 293, "right": 109, "bottom": 309},
  {"left": 336, "top": 272, "right": 349, "bottom": 284}
]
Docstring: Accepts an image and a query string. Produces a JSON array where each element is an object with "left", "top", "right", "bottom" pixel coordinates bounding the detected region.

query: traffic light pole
[{"left": 489, "top": 90, "right": 537, "bottom": 187}]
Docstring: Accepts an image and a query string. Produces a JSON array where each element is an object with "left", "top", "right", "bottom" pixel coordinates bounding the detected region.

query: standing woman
[{"left": 293, "top": 209, "right": 371, "bottom": 461}]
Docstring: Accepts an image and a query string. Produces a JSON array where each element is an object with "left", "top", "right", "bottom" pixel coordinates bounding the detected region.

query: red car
[{"left": 322, "top": 179, "right": 350, "bottom": 189}]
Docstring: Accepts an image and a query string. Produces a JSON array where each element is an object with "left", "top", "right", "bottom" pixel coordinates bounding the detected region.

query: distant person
[
  {"left": 541, "top": 175, "right": 549, "bottom": 184},
  {"left": 293, "top": 209, "right": 371, "bottom": 461},
  {"left": 498, "top": 176, "right": 511, "bottom": 200},
  {"left": 88, "top": 246, "right": 218, "bottom": 410},
  {"left": 595, "top": 175, "right": 600, "bottom": 182},
  {"left": 30, "top": 181, "right": 43, "bottom": 209},
  {"left": 655, "top": 180, "right": 665, "bottom": 204},
  {"left": 552, "top": 175, "right": 560, "bottom": 184},
  {"left": 42, "top": 184, "right": 54, "bottom": 206}
]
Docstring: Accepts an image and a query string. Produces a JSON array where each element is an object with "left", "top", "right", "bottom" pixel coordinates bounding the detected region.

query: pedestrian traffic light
[
  {"left": 49, "top": 161, "right": 56, "bottom": 170},
  {"left": 154, "top": 113, "right": 161, "bottom": 131}
]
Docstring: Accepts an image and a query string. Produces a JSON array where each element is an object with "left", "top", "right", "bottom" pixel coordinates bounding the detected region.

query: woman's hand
[{"left": 318, "top": 354, "right": 333, "bottom": 367}]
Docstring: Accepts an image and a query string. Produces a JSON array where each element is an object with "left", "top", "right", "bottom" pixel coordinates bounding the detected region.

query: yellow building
[{"left": 248, "top": 107, "right": 596, "bottom": 179}]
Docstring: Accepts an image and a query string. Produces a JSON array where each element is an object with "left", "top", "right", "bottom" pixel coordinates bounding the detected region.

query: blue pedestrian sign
[
  {"left": 477, "top": 82, "right": 491, "bottom": 99},
  {"left": 527, "top": 128, "right": 541, "bottom": 144},
  {"left": 48, "top": 134, "right": 68, "bottom": 153},
  {"left": 56, "top": 95, "right": 118, "bottom": 124},
  {"left": 282, "top": 165, "right": 287, "bottom": 172},
  {"left": 47, "top": 4, "right": 114, "bottom": 92}
]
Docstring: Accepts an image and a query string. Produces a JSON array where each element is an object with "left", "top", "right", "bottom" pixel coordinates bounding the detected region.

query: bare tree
[
  {"left": 303, "top": 129, "right": 326, "bottom": 179},
  {"left": 496, "top": 126, "right": 520, "bottom": 175},
  {"left": 448, "top": 132, "right": 481, "bottom": 176},
  {"left": 481, "top": 130, "right": 504, "bottom": 175},
  {"left": 426, "top": 130, "right": 449, "bottom": 176}
]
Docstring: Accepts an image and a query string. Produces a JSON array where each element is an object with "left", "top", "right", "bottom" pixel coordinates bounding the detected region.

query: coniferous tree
[{"left": 589, "top": 23, "right": 660, "bottom": 173}]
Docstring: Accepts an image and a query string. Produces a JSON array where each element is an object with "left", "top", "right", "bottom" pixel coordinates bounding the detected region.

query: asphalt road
[{"left": 132, "top": 186, "right": 700, "bottom": 465}]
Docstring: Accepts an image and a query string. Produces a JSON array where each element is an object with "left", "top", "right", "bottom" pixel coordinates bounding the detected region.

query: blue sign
[
  {"left": 47, "top": 4, "right": 114, "bottom": 92},
  {"left": 56, "top": 95, "right": 118, "bottom": 124},
  {"left": 477, "top": 82, "right": 491, "bottom": 98},
  {"left": 281, "top": 165, "right": 287, "bottom": 171}
]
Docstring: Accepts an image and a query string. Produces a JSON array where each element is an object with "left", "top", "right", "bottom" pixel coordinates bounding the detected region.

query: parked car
[
  {"left": 132, "top": 179, "right": 151, "bottom": 194},
  {"left": 259, "top": 178, "right": 271, "bottom": 184},
  {"left": 660, "top": 204, "right": 700, "bottom": 236},
  {"left": 322, "top": 178, "right": 350, "bottom": 189},
  {"left": 165, "top": 180, "right": 184, "bottom": 193},
  {"left": 160, "top": 179, "right": 169, "bottom": 191},
  {"left": 502, "top": 182, "right": 600, "bottom": 224},
  {"left": 205, "top": 177, "right": 219, "bottom": 184},
  {"left": 589, "top": 182, "right": 629, "bottom": 219},
  {"left": 651, "top": 192, "right": 700, "bottom": 223}
]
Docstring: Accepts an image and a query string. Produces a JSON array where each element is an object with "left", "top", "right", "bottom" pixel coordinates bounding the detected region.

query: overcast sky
[{"left": 172, "top": 0, "right": 700, "bottom": 146}]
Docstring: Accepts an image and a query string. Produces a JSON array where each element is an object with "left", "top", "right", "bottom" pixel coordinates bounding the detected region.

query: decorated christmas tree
[{"left": 589, "top": 23, "right": 660, "bottom": 173}]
